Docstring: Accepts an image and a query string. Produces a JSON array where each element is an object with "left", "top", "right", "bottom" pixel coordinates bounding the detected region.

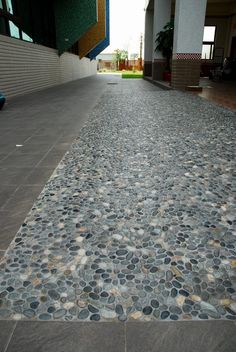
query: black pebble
[
  {"left": 90, "top": 314, "right": 100, "bottom": 321},
  {"left": 161, "top": 311, "right": 170, "bottom": 319},
  {"left": 151, "top": 300, "right": 159, "bottom": 308},
  {"left": 143, "top": 306, "right": 153, "bottom": 315}
]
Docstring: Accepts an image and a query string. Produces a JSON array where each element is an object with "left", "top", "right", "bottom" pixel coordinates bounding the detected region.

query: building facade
[
  {"left": 0, "top": 0, "right": 110, "bottom": 98},
  {"left": 144, "top": 0, "right": 236, "bottom": 89}
]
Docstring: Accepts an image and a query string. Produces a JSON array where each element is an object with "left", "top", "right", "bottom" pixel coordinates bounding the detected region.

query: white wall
[
  {"left": 153, "top": 0, "right": 171, "bottom": 60},
  {"left": 0, "top": 35, "right": 97, "bottom": 98},
  {"left": 60, "top": 52, "right": 97, "bottom": 83},
  {"left": 144, "top": 9, "right": 154, "bottom": 62},
  {"left": 173, "top": 0, "right": 207, "bottom": 54}
]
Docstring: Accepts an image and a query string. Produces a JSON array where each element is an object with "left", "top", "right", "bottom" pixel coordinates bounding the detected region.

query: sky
[{"left": 103, "top": 0, "right": 146, "bottom": 57}]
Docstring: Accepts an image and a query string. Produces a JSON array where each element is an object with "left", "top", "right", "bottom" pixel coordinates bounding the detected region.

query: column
[
  {"left": 144, "top": 8, "right": 154, "bottom": 77},
  {"left": 172, "top": 0, "right": 207, "bottom": 89},
  {"left": 152, "top": 0, "right": 171, "bottom": 80}
]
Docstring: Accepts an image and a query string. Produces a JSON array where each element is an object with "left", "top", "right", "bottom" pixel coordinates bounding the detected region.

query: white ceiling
[
  {"left": 170, "top": 0, "right": 236, "bottom": 3},
  {"left": 207, "top": 0, "right": 236, "bottom": 3}
]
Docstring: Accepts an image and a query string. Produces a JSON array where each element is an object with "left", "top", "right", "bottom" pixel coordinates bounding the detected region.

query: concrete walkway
[{"left": 0, "top": 75, "right": 236, "bottom": 351}]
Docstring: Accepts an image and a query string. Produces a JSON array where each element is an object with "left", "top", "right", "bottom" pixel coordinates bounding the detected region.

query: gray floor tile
[
  {"left": 0, "top": 135, "right": 30, "bottom": 144},
  {"left": 6, "top": 322, "right": 125, "bottom": 352},
  {"left": 0, "top": 154, "right": 10, "bottom": 162},
  {"left": 0, "top": 154, "right": 43, "bottom": 168},
  {"left": 36, "top": 152, "right": 64, "bottom": 167},
  {"left": 5, "top": 129, "right": 39, "bottom": 136},
  {"left": 126, "top": 321, "right": 236, "bottom": 352},
  {"left": 0, "top": 168, "right": 31, "bottom": 185},
  {"left": 24, "top": 167, "right": 54, "bottom": 185},
  {"left": 0, "top": 75, "right": 111, "bottom": 253},
  {"left": 10, "top": 143, "right": 52, "bottom": 155},
  {"left": 0, "top": 321, "right": 16, "bottom": 352},
  {"left": 51, "top": 142, "right": 72, "bottom": 153},
  {"left": 0, "top": 129, "right": 11, "bottom": 136},
  {"left": 0, "top": 211, "right": 25, "bottom": 250},
  {"left": 26, "top": 135, "right": 60, "bottom": 144},
  {"left": 0, "top": 223, "right": 21, "bottom": 250},
  {"left": 57, "top": 134, "right": 78, "bottom": 143},
  {"left": 33, "top": 128, "right": 64, "bottom": 135},
  {"left": 0, "top": 186, "right": 18, "bottom": 208},
  {"left": 0, "top": 143, "right": 15, "bottom": 154},
  {"left": 2, "top": 185, "right": 43, "bottom": 213}
]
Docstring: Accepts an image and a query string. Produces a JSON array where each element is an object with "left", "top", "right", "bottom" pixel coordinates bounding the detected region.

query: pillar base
[
  {"left": 144, "top": 61, "right": 152, "bottom": 77},
  {"left": 171, "top": 54, "right": 201, "bottom": 90},
  {"left": 152, "top": 59, "right": 167, "bottom": 81}
]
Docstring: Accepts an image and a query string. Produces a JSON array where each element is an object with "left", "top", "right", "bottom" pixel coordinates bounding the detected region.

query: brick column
[
  {"left": 144, "top": 8, "right": 153, "bottom": 77},
  {"left": 152, "top": 59, "right": 167, "bottom": 81},
  {"left": 172, "top": 0, "right": 207, "bottom": 89},
  {"left": 172, "top": 54, "right": 202, "bottom": 89},
  {"left": 152, "top": 0, "right": 171, "bottom": 81}
]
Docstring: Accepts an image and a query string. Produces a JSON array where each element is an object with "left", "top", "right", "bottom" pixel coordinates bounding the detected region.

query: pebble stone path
[{"left": 0, "top": 80, "right": 236, "bottom": 323}]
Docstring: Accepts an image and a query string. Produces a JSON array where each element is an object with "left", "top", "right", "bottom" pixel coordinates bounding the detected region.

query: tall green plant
[
  {"left": 113, "top": 49, "right": 128, "bottom": 71},
  {"left": 155, "top": 20, "right": 174, "bottom": 71}
]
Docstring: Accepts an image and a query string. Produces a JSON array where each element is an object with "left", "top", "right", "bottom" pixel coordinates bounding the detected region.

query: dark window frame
[
  {"left": 202, "top": 25, "right": 216, "bottom": 60},
  {"left": 0, "top": 0, "right": 56, "bottom": 48},
  {"left": 0, "top": 0, "right": 24, "bottom": 40}
]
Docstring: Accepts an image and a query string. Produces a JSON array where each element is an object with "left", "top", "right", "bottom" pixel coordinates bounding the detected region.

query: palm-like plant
[
  {"left": 113, "top": 49, "right": 128, "bottom": 71},
  {"left": 155, "top": 20, "right": 174, "bottom": 71}
]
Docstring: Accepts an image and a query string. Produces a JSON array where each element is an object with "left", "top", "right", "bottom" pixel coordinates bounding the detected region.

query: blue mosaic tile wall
[
  {"left": 87, "top": 0, "right": 110, "bottom": 60},
  {"left": 54, "top": 0, "right": 97, "bottom": 55}
]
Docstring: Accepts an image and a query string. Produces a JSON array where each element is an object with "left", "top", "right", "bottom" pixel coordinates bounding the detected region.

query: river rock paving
[{"left": 0, "top": 80, "right": 236, "bottom": 322}]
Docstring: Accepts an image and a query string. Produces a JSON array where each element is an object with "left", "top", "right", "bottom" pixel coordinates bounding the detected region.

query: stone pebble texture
[
  {"left": 54, "top": 0, "right": 97, "bottom": 54},
  {"left": 0, "top": 80, "right": 235, "bottom": 323}
]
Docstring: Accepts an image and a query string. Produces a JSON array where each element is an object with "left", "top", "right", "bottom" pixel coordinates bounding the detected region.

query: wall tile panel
[
  {"left": 87, "top": 0, "right": 110, "bottom": 60},
  {"left": 79, "top": 0, "right": 106, "bottom": 59}
]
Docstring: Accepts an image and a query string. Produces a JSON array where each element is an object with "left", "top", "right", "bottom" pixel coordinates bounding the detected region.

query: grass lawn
[
  {"left": 121, "top": 71, "right": 143, "bottom": 79},
  {"left": 98, "top": 70, "right": 143, "bottom": 78}
]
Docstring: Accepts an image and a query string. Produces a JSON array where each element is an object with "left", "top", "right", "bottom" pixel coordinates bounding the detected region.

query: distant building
[
  {"left": 97, "top": 52, "right": 143, "bottom": 71},
  {"left": 97, "top": 53, "right": 116, "bottom": 70}
]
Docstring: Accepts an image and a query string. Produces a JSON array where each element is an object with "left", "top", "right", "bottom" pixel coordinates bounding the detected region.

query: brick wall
[
  {"left": 152, "top": 59, "right": 167, "bottom": 81},
  {"left": 171, "top": 59, "right": 201, "bottom": 89},
  {"left": 143, "top": 62, "right": 152, "bottom": 77}
]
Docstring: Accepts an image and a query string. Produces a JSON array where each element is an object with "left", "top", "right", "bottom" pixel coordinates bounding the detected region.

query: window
[
  {"left": 203, "top": 26, "right": 216, "bottom": 42},
  {"left": 9, "top": 20, "right": 20, "bottom": 38},
  {"left": 22, "top": 31, "right": 32, "bottom": 42},
  {"left": 202, "top": 26, "right": 216, "bottom": 60},
  {"left": 6, "top": 0, "right": 13, "bottom": 14},
  {"left": 202, "top": 44, "right": 213, "bottom": 60},
  {"left": 0, "top": 0, "right": 56, "bottom": 47}
]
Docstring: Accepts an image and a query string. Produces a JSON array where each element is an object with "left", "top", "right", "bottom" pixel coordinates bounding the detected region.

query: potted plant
[{"left": 155, "top": 20, "right": 174, "bottom": 81}]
